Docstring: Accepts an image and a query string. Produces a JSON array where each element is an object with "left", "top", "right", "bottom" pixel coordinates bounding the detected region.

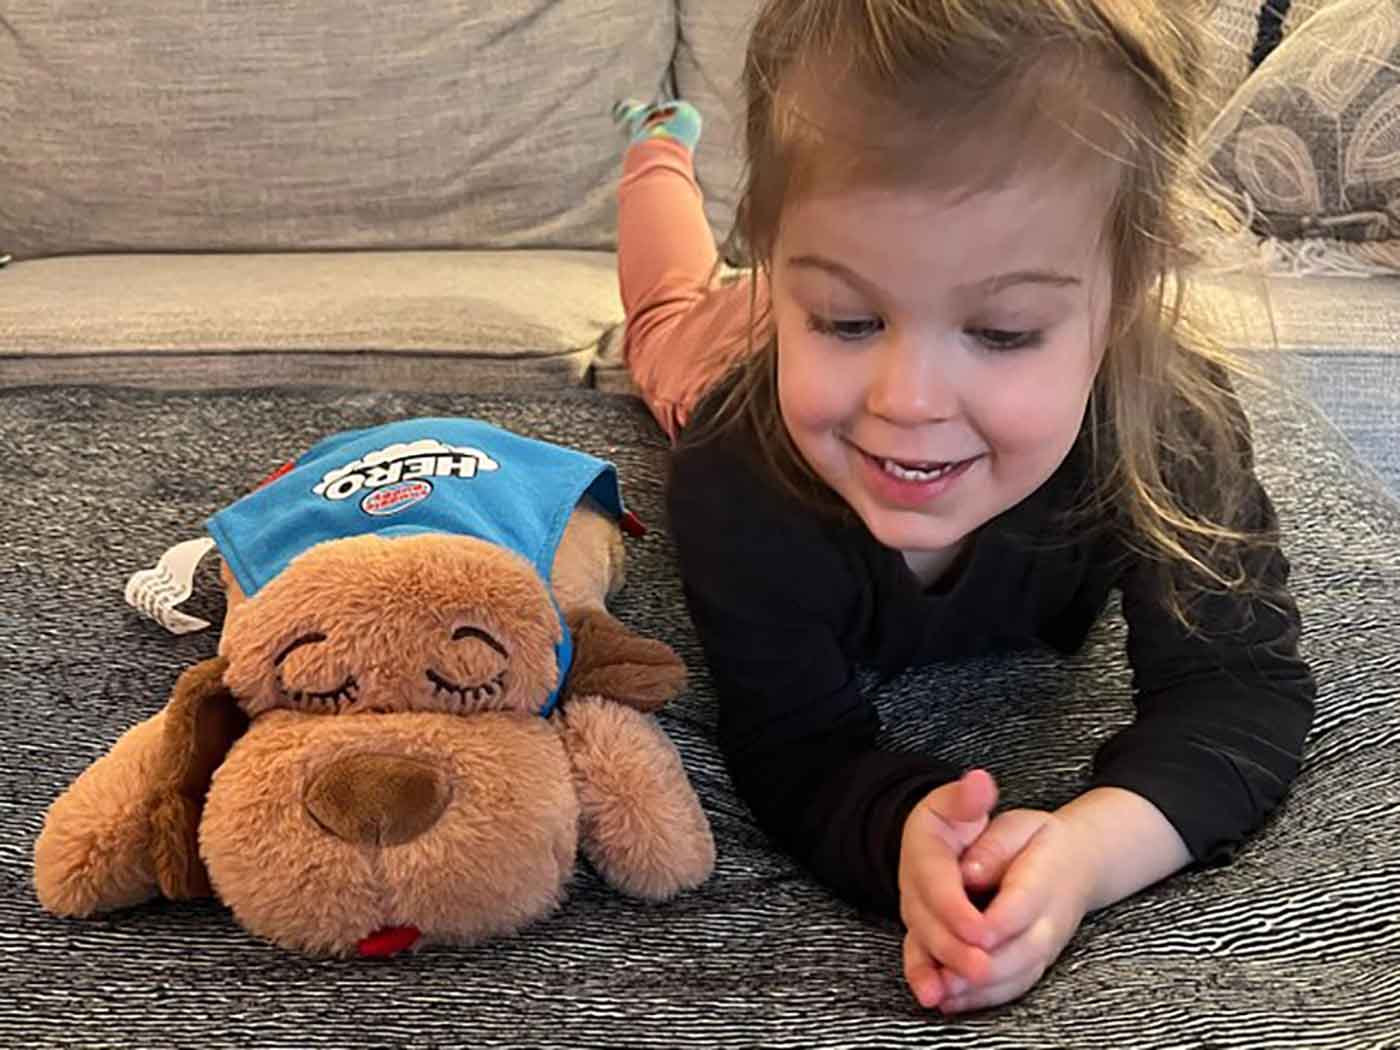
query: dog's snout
[{"left": 303, "top": 753, "right": 451, "bottom": 847}]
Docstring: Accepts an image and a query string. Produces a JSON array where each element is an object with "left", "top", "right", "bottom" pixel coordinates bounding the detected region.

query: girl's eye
[
  {"left": 971, "top": 328, "right": 1043, "bottom": 351},
  {"left": 807, "top": 314, "right": 884, "bottom": 342}
]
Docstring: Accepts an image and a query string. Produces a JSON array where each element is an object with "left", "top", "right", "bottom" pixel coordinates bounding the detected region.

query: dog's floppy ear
[
  {"left": 552, "top": 500, "right": 686, "bottom": 711},
  {"left": 148, "top": 656, "right": 248, "bottom": 899},
  {"left": 564, "top": 608, "right": 686, "bottom": 713}
]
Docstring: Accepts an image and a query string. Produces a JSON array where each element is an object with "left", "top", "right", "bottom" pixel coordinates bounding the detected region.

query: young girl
[{"left": 612, "top": 0, "right": 1315, "bottom": 1016}]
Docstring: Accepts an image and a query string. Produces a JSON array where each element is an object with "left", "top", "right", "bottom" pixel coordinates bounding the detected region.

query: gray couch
[
  {"left": 2, "top": 3, "right": 1399, "bottom": 1049},
  {"left": 0, "top": 0, "right": 670, "bottom": 393},
  {"left": 2, "top": 0, "right": 1398, "bottom": 499}
]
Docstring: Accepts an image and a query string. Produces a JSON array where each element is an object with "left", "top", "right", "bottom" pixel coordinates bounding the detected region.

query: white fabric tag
[{"left": 124, "top": 536, "right": 218, "bottom": 635}]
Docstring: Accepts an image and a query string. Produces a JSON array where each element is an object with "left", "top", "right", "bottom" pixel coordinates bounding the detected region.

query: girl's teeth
[{"left": 881, "top": 458, "right": 954, "bottom": 482}]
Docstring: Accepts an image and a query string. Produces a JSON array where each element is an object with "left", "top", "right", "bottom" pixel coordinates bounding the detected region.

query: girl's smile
[{"left": 847, "top": 438, "right": 984, "bottom": 510}]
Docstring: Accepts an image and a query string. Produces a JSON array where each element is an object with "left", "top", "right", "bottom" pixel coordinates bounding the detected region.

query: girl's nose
[{"left": 865, "top": 333, "right": 957, "bottom": 425}]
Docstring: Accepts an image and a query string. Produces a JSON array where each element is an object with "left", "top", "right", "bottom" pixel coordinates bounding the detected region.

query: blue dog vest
[{"left": 207, "top": 418, "right": 626, "bottom": 715}]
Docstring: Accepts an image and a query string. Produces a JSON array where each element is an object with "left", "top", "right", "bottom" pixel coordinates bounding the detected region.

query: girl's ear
[{"left": 149, "top": 656, "right": 249, "bottom": 899}]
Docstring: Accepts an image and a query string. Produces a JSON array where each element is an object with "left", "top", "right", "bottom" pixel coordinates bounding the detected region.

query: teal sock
[{"left": 611, "top": 98, "right": 703, "bottom": 152}]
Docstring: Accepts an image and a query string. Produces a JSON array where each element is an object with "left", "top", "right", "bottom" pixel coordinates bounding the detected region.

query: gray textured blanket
[{"left": 2, "top": 385, "right": 1398, "bottom": 1049}]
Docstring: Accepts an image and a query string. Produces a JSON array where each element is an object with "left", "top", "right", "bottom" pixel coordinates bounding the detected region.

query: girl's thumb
[{"left": 945, "top": 768, "right": 998, "bottom": 823}]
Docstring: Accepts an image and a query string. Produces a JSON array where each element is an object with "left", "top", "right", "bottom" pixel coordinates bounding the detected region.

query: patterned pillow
[
  {"left": 1203, "top": 0, "right": 1400, "bottom": 268},
  {"left": 1281, "top": 0, "right": 1336, "bottom": 35},
  {"left": 1201, "top": 0, "right": 1273, "bottom": 116},
  {"left": 1201, "top": 1, "right": 1352, "bottom": 117}
]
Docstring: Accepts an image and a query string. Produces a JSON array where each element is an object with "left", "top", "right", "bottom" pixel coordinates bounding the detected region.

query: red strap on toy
[{"left": 253, "top": 459, "right": 297, "bottom": 491}]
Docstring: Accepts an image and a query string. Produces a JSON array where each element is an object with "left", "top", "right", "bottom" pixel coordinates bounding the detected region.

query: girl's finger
[
  {"left": 939, "top": 948, "right": 1045, "bottom": 1016},
  {"left": 926, "top": 863, "right": 996, "bottom": 949},
  {"left": 960, "top": 810, "right": 1048, "bottom": 890},
  {"left": 948, "top": 919, "right": 1049, "bottom": 993},
  {"left": 981, "top": 839, "right": 1054, "bottom": 946},
  {"left": 903, "top": 829, "right": 994, "bottom": 948},
  {"left": 926, "top": 769, "right": 999, "bottom": 830},
  {"left": 902, "top": 931, "right": 944, "bottom": 1009},
  {"left": 903, "top": 899, "right": 994, "bottom": 985},
  {"left": 982, "top": 879, "right": 1043, "bottom": 946}
]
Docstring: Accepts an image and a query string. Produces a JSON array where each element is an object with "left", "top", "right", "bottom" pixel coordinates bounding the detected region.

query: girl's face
[{"left": 772, "top": 160, "right": 1116, "bottom": 560}]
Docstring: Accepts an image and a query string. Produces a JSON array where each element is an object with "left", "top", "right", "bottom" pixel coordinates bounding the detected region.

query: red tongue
[{"left": 357, "top": 926, "right": 421, "bottom": 958}]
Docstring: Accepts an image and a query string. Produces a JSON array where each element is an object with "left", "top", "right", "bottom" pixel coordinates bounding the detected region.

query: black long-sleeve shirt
[{"left": 666, "top": 412, "right": 1316, "bottom": 919}]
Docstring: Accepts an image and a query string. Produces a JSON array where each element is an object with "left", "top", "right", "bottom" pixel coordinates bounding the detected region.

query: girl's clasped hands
[{"left": 900, "top": 770, "right": 1099, "bottom": 1014}]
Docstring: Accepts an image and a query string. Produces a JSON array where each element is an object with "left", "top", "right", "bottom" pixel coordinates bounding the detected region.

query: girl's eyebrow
[
  {"left": 786, "top": 254, "right": 882, "bottom": 299},
  {"left": 787, "top": 254, "right": 1080, "bottom": 297},
  {"left": 275, "top": 632, "right": 327, "bottom": 666},
  {"left": 967, "top": 270, "right": 1081, "bottom": 295}
]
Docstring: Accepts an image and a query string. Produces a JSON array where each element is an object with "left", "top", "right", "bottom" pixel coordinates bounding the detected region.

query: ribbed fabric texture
[{"left": 3, "top": 386, "right": 1398, "bottom": 1048}]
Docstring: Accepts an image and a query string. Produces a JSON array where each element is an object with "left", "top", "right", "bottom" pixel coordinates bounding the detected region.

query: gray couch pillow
[
  {"left": 673, "top": 0, "right": 757, "bottom": 246},
  {"left": 1204, "top": 0, "right": 1400, "bottom": 272},
  {"left": 0, "top": 0, "right": 675, "bottom": 259}
]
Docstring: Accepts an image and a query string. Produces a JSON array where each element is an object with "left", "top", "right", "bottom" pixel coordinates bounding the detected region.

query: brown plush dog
[{"left": 33, "top": 498, "right": 715, "bottom": 957}]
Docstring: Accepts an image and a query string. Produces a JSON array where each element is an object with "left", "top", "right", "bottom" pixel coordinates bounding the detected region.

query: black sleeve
[
  {"left": 667, "top": 435, "right": 958, "bottom": 918},
  {"left": 1092, "top": 472, "right": 1316, "bottom": 864}
]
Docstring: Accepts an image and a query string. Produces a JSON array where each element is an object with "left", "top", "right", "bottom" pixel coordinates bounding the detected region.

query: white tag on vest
[{"left": 124, "top": 536, "right": 217, "bottom": 634}]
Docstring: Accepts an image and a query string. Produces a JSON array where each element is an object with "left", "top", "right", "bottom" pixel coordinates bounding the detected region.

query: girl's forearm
[{"left": 1055, "top": 787, "right": 1192, "bottom": 913}]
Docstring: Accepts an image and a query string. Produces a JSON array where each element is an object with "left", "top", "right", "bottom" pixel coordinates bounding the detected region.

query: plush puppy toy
[{"left": 34, "top": 418, "right": 714, "bottom": 957}]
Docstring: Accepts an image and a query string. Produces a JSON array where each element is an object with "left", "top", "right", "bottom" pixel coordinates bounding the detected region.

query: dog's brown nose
[{"left": 303, "top": 753, "right": 451, "bottom": 847}]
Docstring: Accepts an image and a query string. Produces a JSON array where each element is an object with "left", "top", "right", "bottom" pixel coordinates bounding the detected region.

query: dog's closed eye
[
  {"left": 425, "top": 668, "right": 505, "bottom": 706},
  {"left": 285, "top": 675, "right": 359, "bottom": 710},
  {"left": 275, "top": 631, "right": 358, "bottom": 711},
  {"left": 426, "top": 623, "right": 511, "bottom": 710}
]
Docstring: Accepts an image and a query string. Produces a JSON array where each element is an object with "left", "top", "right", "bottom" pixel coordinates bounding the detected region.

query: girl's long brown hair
[{"left": 691, "top": 0, "right": 1275, "bottom": 627}]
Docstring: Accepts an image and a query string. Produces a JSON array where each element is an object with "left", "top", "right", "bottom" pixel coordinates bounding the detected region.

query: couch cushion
[
  {"left": 1204, "top": 0, "right": 1400, "bottom": 267},
  {"left": 1189, "top": 272, "right": 1400, "bottom": 497},
  {"left": 1191, "top": 272, "right": 1400, "bottom": 355},
  {"left": 0, "top": 251, "right": 622, "bottom": 391},
  {"left": 1294, "top": 351, "right": 1400, "bottom": 497},
  {"left": 0, "top": 0, "right": 675, "bottom": 260}
]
